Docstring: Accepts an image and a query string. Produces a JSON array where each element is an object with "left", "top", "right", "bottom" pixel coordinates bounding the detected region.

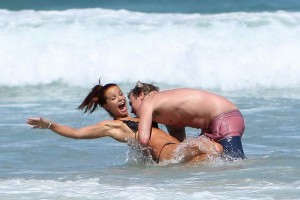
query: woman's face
[{"left": 103, "top": 86, "right": 128, "bottom": 118}]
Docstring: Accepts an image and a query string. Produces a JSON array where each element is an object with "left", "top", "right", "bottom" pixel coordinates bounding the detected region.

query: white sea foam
[
  {"left": 0, "top": 8, "right": 300, "bottom": 90},
  {"left": 1, "top": 177, "right": 299, "bottom": 200}
]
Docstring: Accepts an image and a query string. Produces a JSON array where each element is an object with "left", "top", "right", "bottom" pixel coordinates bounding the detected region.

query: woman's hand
[{"left": 27, "top": 117, "right": 52, "bottom": 129}]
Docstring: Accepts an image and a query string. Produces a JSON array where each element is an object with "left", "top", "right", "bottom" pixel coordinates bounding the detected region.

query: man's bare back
[{"left": 145, "top": 88, "right": 238, "bottom": 129}]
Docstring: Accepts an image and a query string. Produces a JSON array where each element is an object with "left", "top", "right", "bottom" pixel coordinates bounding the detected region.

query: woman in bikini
[{"left": 27, "top": 80, "right": 223, "bottom": 164}]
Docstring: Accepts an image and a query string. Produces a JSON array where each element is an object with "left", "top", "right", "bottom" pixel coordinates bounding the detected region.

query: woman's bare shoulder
[{"left": 96, "top": 119, "right": 124, "bottom": 127}]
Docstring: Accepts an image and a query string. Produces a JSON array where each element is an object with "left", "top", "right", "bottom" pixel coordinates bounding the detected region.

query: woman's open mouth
[{"left": 118, "top": 102, "right": 127, "bottom": 112}]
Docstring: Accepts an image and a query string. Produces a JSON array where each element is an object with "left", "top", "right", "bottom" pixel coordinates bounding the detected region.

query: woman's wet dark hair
[
  {"left": 128, "top": 81, "right": 159, "bottom": 99},
  {"left": 77, "top": 79, "right": 117, "bottom": 115}
]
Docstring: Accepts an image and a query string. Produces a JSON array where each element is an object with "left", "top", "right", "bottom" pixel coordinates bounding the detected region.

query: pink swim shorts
[{"left": 202, "top": 109, "right": 245, "bottom": 141}]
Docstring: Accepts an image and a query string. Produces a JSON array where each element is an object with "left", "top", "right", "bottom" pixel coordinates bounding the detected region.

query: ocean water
[{"left": 0, "top": 1, "right": 300, "bottom": 199}]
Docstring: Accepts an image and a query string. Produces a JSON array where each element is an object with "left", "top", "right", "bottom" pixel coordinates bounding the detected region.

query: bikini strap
[{"left": 155, "top": 142, "right": 176, "bottom": 164}]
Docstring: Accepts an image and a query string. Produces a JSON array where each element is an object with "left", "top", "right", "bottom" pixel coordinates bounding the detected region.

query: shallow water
[{"left": 0, "top": 84, "right": 299, "bottom": 199}]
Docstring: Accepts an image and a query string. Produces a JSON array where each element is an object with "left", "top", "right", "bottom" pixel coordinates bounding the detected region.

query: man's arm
[
  {"left": 166, "top": 125, "right": 186, "bottom": 142},
  {"left": 137, "top": 104, "right": 154, "bottom": 146}
]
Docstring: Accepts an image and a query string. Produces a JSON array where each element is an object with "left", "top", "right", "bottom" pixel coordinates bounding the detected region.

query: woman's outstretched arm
[{"left": 26, "top": 117, "right": 130, "bottom": 142}]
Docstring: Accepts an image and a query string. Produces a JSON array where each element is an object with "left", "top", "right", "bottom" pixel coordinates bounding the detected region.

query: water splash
[
  {"left": 125, "top": 139, "right": 155, "bottom": 165},
  {"left": 172, "top": 136, "right": 223, "bottom": 163}
]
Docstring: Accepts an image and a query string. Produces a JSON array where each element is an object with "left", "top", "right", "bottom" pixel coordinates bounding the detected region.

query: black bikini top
[
  {"left": 122, "top": 120, "right": 159, "bottom": 134},
  {"left": 122, "top": 120, "right": 138, "bottom": 133}
]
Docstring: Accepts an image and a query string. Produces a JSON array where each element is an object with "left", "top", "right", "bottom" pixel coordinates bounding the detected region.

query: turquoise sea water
[
  {"left": 0, "top": 1, "right": 300, "bottom": 199},
  {"left": 1, "top": 0, "right": 300, "bottom": 13}
]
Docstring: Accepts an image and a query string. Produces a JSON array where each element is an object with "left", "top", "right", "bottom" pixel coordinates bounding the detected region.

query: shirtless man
[{"left": 128, "top": 81, "right": 246, "bottom": 160}]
